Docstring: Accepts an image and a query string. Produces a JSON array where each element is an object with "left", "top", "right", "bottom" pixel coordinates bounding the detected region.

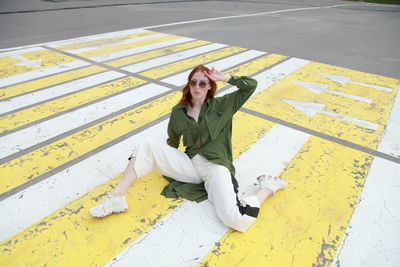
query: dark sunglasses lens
[
  {"left": 199, "top": 81, "right": 207, "bottom": 88},
  {"left": 189, "top": 80, "right": 197, "bottom": 87}
]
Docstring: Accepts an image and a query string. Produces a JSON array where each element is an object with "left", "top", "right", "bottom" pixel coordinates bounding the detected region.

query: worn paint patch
[
  {"left": 198, "top": 136, "right": 373, "bottom": 267},
  {"left": 244, "top": 62, "right": 399, "bottom": 149}
]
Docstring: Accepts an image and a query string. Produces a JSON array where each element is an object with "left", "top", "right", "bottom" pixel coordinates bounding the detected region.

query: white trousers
[{"left": 131, "top": 140, "right": 260, "bottom": 232}]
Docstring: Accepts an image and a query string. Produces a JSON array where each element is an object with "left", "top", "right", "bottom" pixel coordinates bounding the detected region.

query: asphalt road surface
[{"left": 1, "top": 0, "right": 399, "bottom": 78}]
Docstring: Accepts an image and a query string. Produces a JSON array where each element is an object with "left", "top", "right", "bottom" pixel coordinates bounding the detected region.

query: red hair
[{"left": 179, "top": 65, "right": 217, "bottom": 108}]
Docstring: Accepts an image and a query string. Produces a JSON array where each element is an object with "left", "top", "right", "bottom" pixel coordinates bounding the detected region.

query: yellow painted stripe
[
  {"left": 0, "top": 76, "right": 146, "bottom": 133},
  {"left": 77, "top": 35, "right": 182, "bottom": 59},
  {"left": 106, "top": 40, "right": 210, "bottom": 68},
  {"left": 0, "top": 65, "right": 105, "bottom": 100},
  {"left": 215, "top": 53, "right": 288, "bottom": 89},
  {"left": 139, "top": 46, "right": 247, "bottom": 79},
  {"left": 0, "top": 90, "right": 175, "bottom": 196},
  {"left": 244, "top": 62, "right": 400, "bottom": 149},
  {"left": 0, "top": 49, "right": 78, "bottom": 79},
  {"left": 0, "top": 112, "right": 275, "bottom": 266},
  {"left": 57, "top": 31, "right": 157, "bottom": 51},
  {"left": 198, "top": 136, "right": 373, "bottom": 267},
  {"left": 226, "top": 53, "right": 287, "bottom": 76}
]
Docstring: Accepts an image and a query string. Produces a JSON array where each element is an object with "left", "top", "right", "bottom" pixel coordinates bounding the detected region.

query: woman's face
[{"left": 189, "top": 71, "right": 211, "bottom": 103}]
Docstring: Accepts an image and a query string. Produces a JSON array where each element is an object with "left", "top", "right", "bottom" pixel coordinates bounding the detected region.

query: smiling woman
[{"left": 89, "top": 64, "right": 287, "bottom": 232}]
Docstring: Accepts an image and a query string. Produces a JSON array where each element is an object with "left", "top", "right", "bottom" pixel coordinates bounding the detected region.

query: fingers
[
  {"left": 203, "top": 70, "right": 216, "bottom": 81},
  {"left": 203, "top": 67, "right": 225, "bottom": 82}
]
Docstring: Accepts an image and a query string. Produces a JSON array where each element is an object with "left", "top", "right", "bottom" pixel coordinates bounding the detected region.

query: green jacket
[{"left": 161, "top": 75, "right": 258, "bottom": 202}]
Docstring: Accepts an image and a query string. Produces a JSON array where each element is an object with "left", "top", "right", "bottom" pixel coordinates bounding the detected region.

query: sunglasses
[{"left": 188, "top": 79, "right": 209, "bottom": 89}]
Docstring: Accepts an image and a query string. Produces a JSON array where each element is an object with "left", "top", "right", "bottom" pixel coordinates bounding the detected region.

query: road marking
[
  {"left": 46, "top": 28, "right": 148, "bottom": 49},
  {"left": 0, "top": 26, "right": 398, "bottom": 267},
  {"left": 0, "top": 60, "right": 90, "bottom": 88},
  {"left": 376, "top": 84, "right": 400, "bottom": 158},
  {"left": 76, "top": 34, "right": 181, "bottom": 59},
  {"left": 143, "top": 4, "right": 358, "bottom": 30},
  {"left": 0, "top": 3, "right": 363, "bottom": 53},
  {"left": 0, "top": 50, "right": 291, "bottom": 240},
  {"left": 105, "top": 123, "right": 309, "bottom": 267},
  {"left": 281, "top": 99, "right": 378, "bottom": 130},
  {"left": 295, "top": 81, "right": 372, "bottom": 104},
  {"left": 0, "top": 83, "right": 170, "bottom": 159},
  {"left": 331, "top": 84, "right": 400, "bottom": 265},
  {"left": 0, "top": 47, "right": 43, "bottom": 57},
  {"left": 139, "top": 46, "right": 246, "bottom": 79},
  {"left": 199, "top": 136, "right": 374, "bottom": 267},
  {"left": 0, "top": 65, "right": 105, "bottom": 100},
  {"left": 0, "top": 119, "right": 169, "bottom": 241},
  {"left": 0, "top": 75, "right": 144, "bottom": 133},
  {"left": 0, "top": 111, "right": 275, "bottom": 266},
  {"left": 92, "top": 37, "right": 196, "bottom": 63},
  {"left": 122, "top": 43, "right": 227, "bottom": 74},
  {"left": 160, "top": 50, "right": 269, "bottom": 86},
  {"left": 0, "top": 38, "right": 202, "bottom": 101},
  {"left": 0, "top": 70, "right": 118, "bottom": 114},
  {"left": 0, "top": 91, "right": 177, "bottom": 195},
  {"left": 62, "top": 31, "right": 159, "bottom": 54},
  {"left": 221, "top": 57, "right": 309, "bottom": 97},
  {"left": 244, "top": 61, "right": 399, "bottom": 149},
  {"left": 0, "top": 49, "right": 78, "bottom": 79},
  {"left": 10, "top": 55, "right": 42, "bottom": 67},
  {"left": 320, "top": 73, "right": 393, "bottom": 93},
  {"left": 332, "top": 157, "right": 400, "bottom": 266}
]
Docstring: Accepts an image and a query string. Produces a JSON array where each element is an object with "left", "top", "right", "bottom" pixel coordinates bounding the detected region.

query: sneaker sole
[{"left": 89, "top": 208, "right": 128, "bottom": 218}]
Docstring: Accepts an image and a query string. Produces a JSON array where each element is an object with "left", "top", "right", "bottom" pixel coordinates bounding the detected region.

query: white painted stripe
[
  {"left": 0, "top": 60, "right": 90, "bottom": 88},
  {"left": 90, "top": 37, "right": 194, "bottom": 63},
  {"left": 161, "top": 50, "right": 266, "bottom": 86},
  {"left": 46, "top": 28, "right": 148, "bottom": 48},
  {"left": 0, "top": 84, "right": 169, "bottom": 158},
  {"left": 294, "top": 81, "right": 372, "bottom": 104},
  {"left": 377, "top": 87, "right": 400, "bottom": 158},
  {"left": 105, "top": 124, "right": 310, "bottom": 267},
  {"left": 220, "top": 58, "right": 310, "bottom": 97},
  {"left": 351, "top": 80, "right": 393, "bottom": 93},
  {"left": 122, "top": 43, "right": 227, "bottom": 74},
  {"left": 332, "top": 87, "right": 400, "bottom": 265},
  {"left": 320, "top": 110, "right": 379, "bottom": 130},
  {"left": 66, "top": 33, "right": 167, "bottom": 54},
  {"left": 143, "top": 4, "right": 357, "bottom": 30},
  {"left": 326, "top": 90, "right": 372, "bottom": 104},
  {"left": 332, "top": 157, "right": 400, "bottom": 267},
  {"left": 0, "top": 71, "right": 124, "bottom": 114},
  {"left": 0, "top": 120, "right": 168, "bottom": 242},
  {"left": 0, "top": 47, "right": 43, "bottom": 58}
]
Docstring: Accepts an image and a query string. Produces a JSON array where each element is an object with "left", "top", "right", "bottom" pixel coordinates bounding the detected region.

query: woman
[{"left": 89, "top": 65, "right": 286, "bottom": 232}]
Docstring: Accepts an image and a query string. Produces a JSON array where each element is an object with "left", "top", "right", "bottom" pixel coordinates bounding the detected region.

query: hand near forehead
[{"left": 204, "top": 67, "right": 230, "bottom": 82}]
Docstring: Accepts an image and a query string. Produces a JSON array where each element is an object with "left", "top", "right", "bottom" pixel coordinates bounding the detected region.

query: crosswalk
[{"left": 1, "top": 28, "right": 399, "bottom": 266}]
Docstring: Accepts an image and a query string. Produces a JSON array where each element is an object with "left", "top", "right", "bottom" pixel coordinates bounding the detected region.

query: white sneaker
[
  {"left": 89, "top": 194, "right": 128, "bottom": 218},
  {"left": 257, "top": 175, "right": 287, "bottom": 194}
]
